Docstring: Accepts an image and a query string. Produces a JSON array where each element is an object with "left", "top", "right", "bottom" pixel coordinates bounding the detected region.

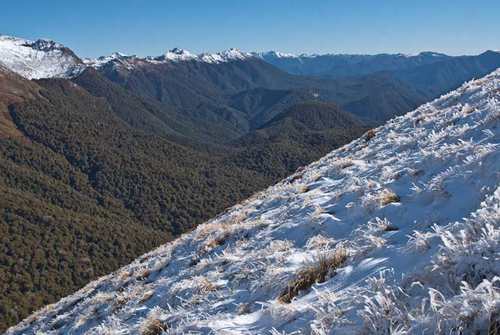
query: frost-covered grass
[
  {"left": 278, "top": 247, "right": 348, "bottom": 303},
  {"left": 6, "top": 69, "right": 500, "bottom": 334}
]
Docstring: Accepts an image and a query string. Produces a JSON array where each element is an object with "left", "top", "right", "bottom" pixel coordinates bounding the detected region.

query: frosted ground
[{"left": 7, "top": 69, "right": 500, "bottom": 334}]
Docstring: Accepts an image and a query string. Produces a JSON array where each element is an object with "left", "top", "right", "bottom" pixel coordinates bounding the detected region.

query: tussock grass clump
[
  {"left": 489, "top": 313, "right": 500, "bottom": 335},
  {"left": 278, "top": 248, "right": 348, "bottom": 303},
  {"left": 288, "top": 166, "right": 306, "bottom": 183},
  {"left": 298, "top": 184, "right": 311, "bottom": 193},
  {"left": 199, "top": 277, "right": 218, "bottom": 294},
  {"left": 136, "top": 269, "right": 151, "bottom": 281},
  {"left": 379, "top": 189, "right": 400, "bottom": 206},
  {"left": 374, "top": 218, "right": 399, "bottom": 232},
  {"left": 365, "top": 129, "right": 376, "bottom": 141},
  {"left": 112, "top": 293, "right": 129, "bottom": 311},
  {"left": 140, "top": 318, "right": 167, "bottom": 335},
  {"left": 462, "top": 103, "right": 474, "bottom": 115},
  {"left": 139, "top": 290, "right": 155, "bottom": 303},
  {"left": 204, "top": 234, "right": 228, "bottom": 250},
  {"left": 337, "top": 158, "right": 354, "bottom": 169},
  {"left": 382, "top": 224, "right": 399, "bottom": 232}
]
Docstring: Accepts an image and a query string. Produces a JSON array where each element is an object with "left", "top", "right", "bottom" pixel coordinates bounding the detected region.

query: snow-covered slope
[
  {"left": 7, "top": 69, "right": 500, "bottom": 334},
  {"left": 0, "top": 35, "right": 85, "bottom": 79},
  {"left": 85, "top": 48, "right": 253, "bottom": 71}
]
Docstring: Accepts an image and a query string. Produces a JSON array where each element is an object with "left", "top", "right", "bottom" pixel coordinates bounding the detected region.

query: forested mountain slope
[
  {"left": 92, "top": 53, "right": 427, "bottom": 131},
  {"left": 9, "top": 67, "right": 499, "bottom": 335},
  {"left": 0, "top": 39, "right": 367, "bottom": 331},
  {"left": 0, "top": 67, "right": 273, "bottom": 331},
  {"left": 1, "top": 34, "right": 498, "bottom": 332}
]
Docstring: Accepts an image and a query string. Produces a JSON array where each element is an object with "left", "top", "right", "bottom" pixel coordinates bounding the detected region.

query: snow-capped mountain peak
[
  {"left": 83, "top": 47, "right": 253, "bottom": 70},
  {"left": 109, "top": 51, "right": 129, "bottom": 58},
  {"left": 219, "top": 47, "right": 249, "bottom": 59},
  {"left": 270, "top": 50, "right": 297, "bottom": 58},
  {"left": 88, "top": 52, "right": 130, "bottom": 63},
  {"left": 0, "top": 35, "right": 85, "bottom": 79},
  {"left": 83, "top": 52, "right": 138, "bottom": 69},
  {"left": 162, "top": 48, "right": 197, "bottom": 61},
  {"left": 257, "top": 50, "right": 451, "bottom": 60},
  {"left": 417, "top": 51, "right": 448, "bottom": 57},
  {"left": 252, "top": 50, "right": 299, "bottom": 60},
  {"left": 7, "top": 68, "right": 500, "bottom": 334},
  {"left": 197, "top": 48, "right": 252, "bottom": 64}
]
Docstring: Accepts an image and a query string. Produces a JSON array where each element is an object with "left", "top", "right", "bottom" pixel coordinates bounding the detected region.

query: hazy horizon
[{"left": 2, "top": 0, "right": 499, "bottom": 58}]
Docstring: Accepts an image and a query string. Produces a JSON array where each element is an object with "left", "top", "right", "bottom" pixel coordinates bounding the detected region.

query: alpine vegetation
[{"left": 7, "top": 69, "right": 500, "bottom": 334}]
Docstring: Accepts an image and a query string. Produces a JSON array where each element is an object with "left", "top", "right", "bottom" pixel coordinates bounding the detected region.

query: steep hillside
[
  {"left": 92, "top": 54, "right": 427, "bottom": 129},
  {"left": 230, "top": 101, "right": 367, "bottom": 179},
  {"left": 0, "top": 69, "right": 279, "bottom": 331},
  {"left": 0, "top": 34, "right": 437, "bottom": 135},
  {"left": 394, "top": 50, "right": 500, "bottom": 97},
  {"left": 8, "top": 69, "right": 499, "bottom": 334},
  {"left": 0, "top": 65, "right": 38, "bottom": 140},
  {"left": 0, "top": 38, "right": 376, "bottom": 332},
  {"left": 259, "top": 49, "right": 500, "bottom": 111}
]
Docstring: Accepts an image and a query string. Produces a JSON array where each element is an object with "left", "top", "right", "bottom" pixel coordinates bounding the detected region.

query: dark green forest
[
  {"left": 3, "top": 48, "right": 498, "bottom": 331},
  {"left": 0, "top": 74, "right": 365, "bottom": 331}
]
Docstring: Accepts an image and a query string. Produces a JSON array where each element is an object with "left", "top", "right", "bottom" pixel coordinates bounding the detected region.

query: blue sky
[{"left": 2, "top": 0, "right": 499, "bottom": 57}]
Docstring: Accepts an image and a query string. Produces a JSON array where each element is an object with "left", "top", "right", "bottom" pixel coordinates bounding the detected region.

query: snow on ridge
[
  {"left": 257, "top": 51, "right": 298, "bottom": 58},
  {"left": 162, "top": 48, "right": 197, "bottom": 62},
  {"left": 256, "top": 50, "right": 452, "bottom": 60},
  {"left": 7, "top": 69, "right": 500, "bottom": 334},
  {"left": 86, "top": 47, "right": 254, "bottom": 70},
  {"left": 83, "top": 52, "right": 140, "bottom": 71},
  {"left": 0, "top": 34, "right": 255, "bottom": 76},
  {"left": 0, "top": 35, "right": 85, "bottom": 79}
]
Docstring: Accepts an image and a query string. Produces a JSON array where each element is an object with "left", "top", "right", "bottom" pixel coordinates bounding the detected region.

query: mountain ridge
[
  {"left": 8, "top": 67, "right": 499, "bottom": 335},
  {"left": 1, "top": 34, "right": 500, "bottom": 332}
]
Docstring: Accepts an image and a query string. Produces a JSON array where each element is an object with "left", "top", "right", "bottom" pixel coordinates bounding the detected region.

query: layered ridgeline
[
  {"left": 257, "top": 50, "right": 500, "bottom": 83},
  {"left": 257, "top": 51, "right": 452, "bottom": 76},
  {"left": 8, "top": 69, "right": 500, "bottom": 334},
  {"left": 0, "top": 36, "right": 367, "bottom": 331},
  {"left": 1, "top": 34, "right": 500, "bottom": 332},
  {"left": 258, "top": 50, "right": 500, "bottom": 115},
  {"left": 0, "top": 63, "right": 279, "bottom": 331},
  {"left": 86, "top": 47, "right": 500, "bottom": 125},
  {"left": 84, "top": 48, "right": 426, "bottom": 131}
]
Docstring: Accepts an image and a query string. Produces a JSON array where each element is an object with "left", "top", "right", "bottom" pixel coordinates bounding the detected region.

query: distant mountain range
[
  {"left": 0, "top": 34, "right": 499, "bottom": 331},
  {"left": 256, "top": 50, "right": 451, "bottom": 76},
  {"left": 2, "top": 34, "right": 500, "bottom": 125}
]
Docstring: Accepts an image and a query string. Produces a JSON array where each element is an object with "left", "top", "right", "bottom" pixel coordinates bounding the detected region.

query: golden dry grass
[
  {"left": 489, "top": 313, "right": 500, "bottom": 335},
  {"left": 379, "top": 189, "right": 400, "bottom": 206},
  {"left": 136, "top": 269, "right": 151, "bottom": 281},
  {"left": 198, "top": 277, "right": 217, "bottom": 294},
  {"left": 140, "top": 318, "right": 167, "bottom": 335},
  {"left": 365, "top": 129, "right": 376, "bottom": 141},
  {"left": 278, "top": 248, "right": 347, "bottom": 303}
]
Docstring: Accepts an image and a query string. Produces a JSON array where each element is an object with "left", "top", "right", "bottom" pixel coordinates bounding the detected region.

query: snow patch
[
  {"left": 86, "top": 47, "right": 253, "bottom": 70},
  {"left": 0, "top": 35, "right": 84, "bottom": 79}
]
